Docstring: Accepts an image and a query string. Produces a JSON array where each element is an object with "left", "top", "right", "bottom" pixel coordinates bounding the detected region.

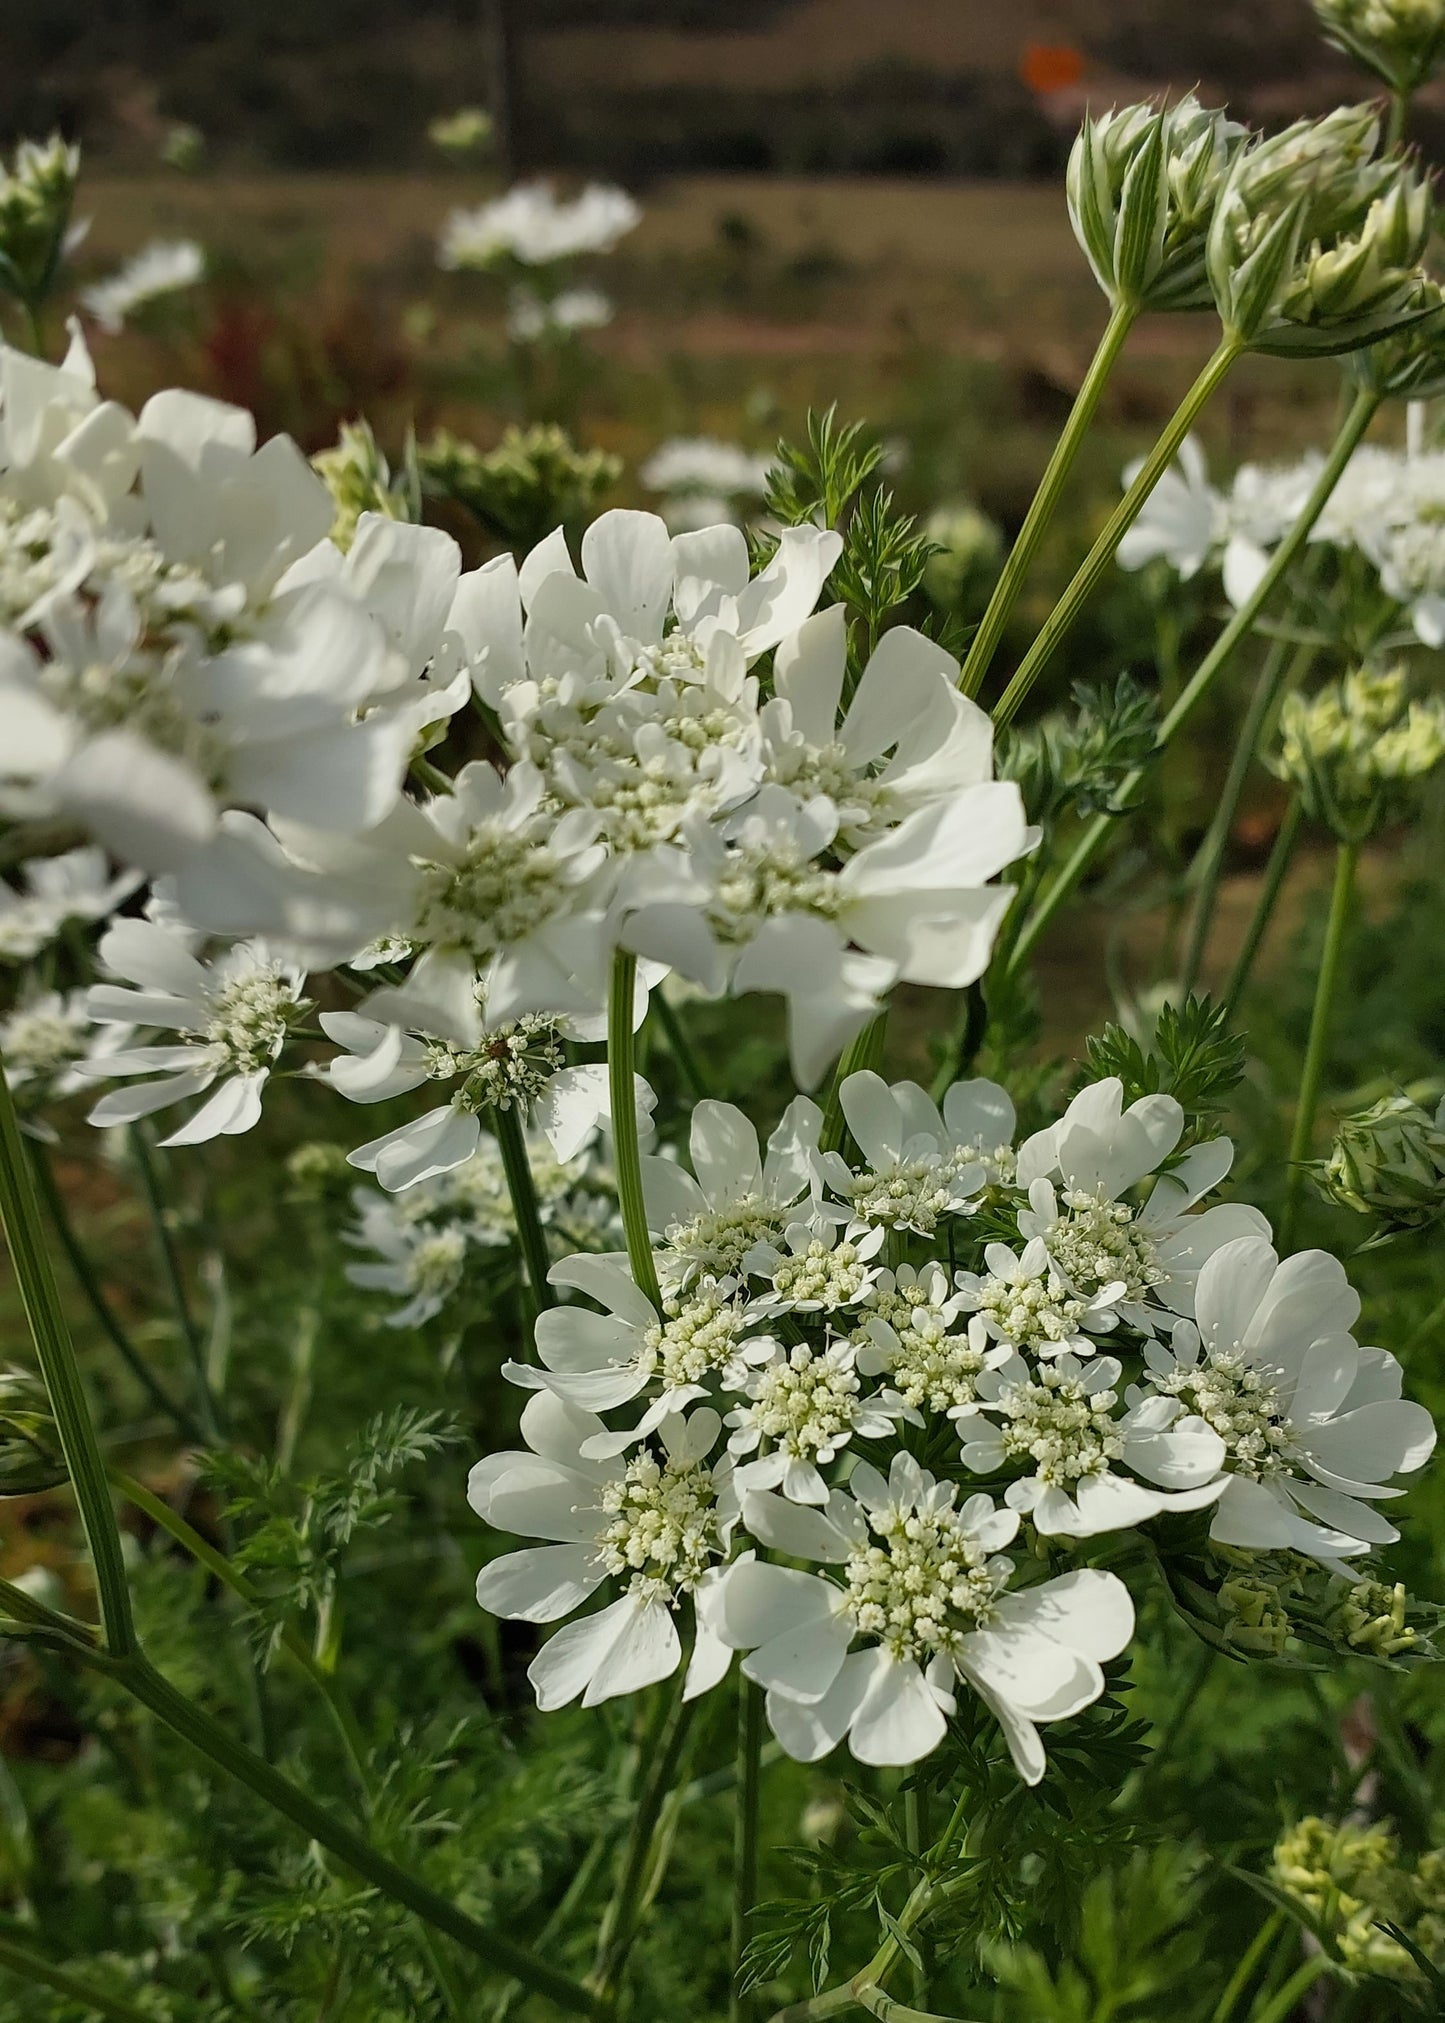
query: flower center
[
  {"left": 842, "top": 1152, "right": 977, "bottom": 1234},
  {"left": 413, "top": 824, "right": 573, "bottom": 959},
  {"left": 971, "top": 1261, "right": 1093, "bottom": 1356},
  {"left": 665, "top": 1195, "right": 787, "bottom": 1278},
  {"left": 204, "top": 963, "right": 299, "bottom": 1072},
  {"left": 770, "top": 1236, "right": 871, "bottom": 1310},
  {"left": 598, "top": 1452, "right": 722, "bottom": 1601},
  {"left": 843, "top": 1504, "right": 1002, "bottom": 1662},
  {"left": 986, "top": 1365, "right": 1123, "bottom": 1486},
  {"left": 642, "top": 1287, "right": 748, "bottom": 1389},
  {"left": 707, "top": 843, "right": 842, "bottom": 946},
  {"left": 2, "top": 1007, "right": 84, "bottom": 1079},
  {"left": 741, "top": 1343, "right": 862, "bottom": 1462},
  {"left": 406, "top": 1228, "right": 468, "bottom": 1300},
  {"left": 1156, "top": 1351, "right": 1297, "bottom": 1479},
  {"left": 1047, "top": 1189, "right": 1164, "bottom": 1305},
  {"left": 856, "top": 1291, "right": 984, "bottom": 1412}
]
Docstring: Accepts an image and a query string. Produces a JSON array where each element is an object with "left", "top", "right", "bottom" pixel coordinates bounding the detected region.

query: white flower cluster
[
  {"left": 1118, "top": 425, "right": 1445, "bottom": 647},
  {"left": 80, "top": 239, "right": 204, "bottom": 334},
  {"left": 639, "top": 437, "right": 772, "bottom": 533},
  {"left": 469, "top": 1073, "right": 1436, "bottom": 1778},
  {"left": 439, "top": 181, "right": 640, "bottom": 271}
]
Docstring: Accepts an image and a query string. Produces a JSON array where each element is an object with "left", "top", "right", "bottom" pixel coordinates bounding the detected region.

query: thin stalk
[
  {"left": 591, "top": 1673, "right": 695, "bottom": 2001},
  {"left": 492, "top": 1824, "right": 619, "bottom": 2022},
  {"left": 731, "top": 1676, "right": 764, "bottom": 2023},
  {"left": 990, "top": 335, "right": 1243, "bottom": 728},
  {"left": 492, "top": 1102, "right": 555, "bottom": 1314},
  {"left": 31, "top": 1146, "right": 202, "bottom": 1440},
  {"left": 0, "top": 1057, "right": 137, "bottom": 1658},
  {"left": 1005, "top": 387, "right": 1378, "bottom": 977},
  {"left": 904, "top": 1784, "right": 931, "bottom": 2006},
  {"left": 1248, "top": 1953, "right": 1332, "bottom": 2023},
  {"left": 855, "top": 1990, "right": 984, "bottom": 2023},
  {"left": 1387, "top": 84, "right": 1412, "bottom": 151},
  {"left": 1281, "top": 838, "right": 1359, "bottom": 1248},
  {"left": 958, "top": 297, "right": 1138, "bottom": 699},
  {"left": 1210, "top": 1912, "right": 1284, "bottom": 2023},
  {"left": 1222, "top": 799, "right": 1304, "bottom": 1016},
  {"left": 819, "top": 1014, "right": 888, "bottom": 1158},
  {"left": 0, "top": 1930, "right": 157, "bottom": 2023},
  {"left": 653, "top": 991, "right": 709, "bottom": 1102},
  {"left": 91, "top": 1648, "right": 600, "bottom": 2015},
  {"left": 608, "top": 951, "right": 661, "bottom": 1312},
  {"left": 127, "top": 1125, "right": 218, "bottom": 1439},
  {"left": 1179, "top": 632, "right": 1314, "bottom": 996}
]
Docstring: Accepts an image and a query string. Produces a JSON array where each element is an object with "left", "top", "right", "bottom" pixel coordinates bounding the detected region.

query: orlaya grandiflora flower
[
  {"left": 0, "top": 325, "right": 139, "bottom": 519},
  {"left": 319, "top": 955, "right": 657, "bottom": 1193},
  {"left": 641, "top": 1094, "right": 826, "bottom": 1285},
  {"left": 759, "top": 604, "right": 1001, "bottom": 846},
  {"left": 723, "top": 1335, "right": 919, "bottom": 1504},
  {"left": 954, "top": 1236, "right": 1126, "bottom": 1360},
  {"left": 1141, "top": 1237, "right": 1436, "bottom": 1565},
  {"left": 620, "top": 779, "right": 1031, "bottom": 1088},
  {"left": 703, "top": 1454, "right": 1134, "bottom": 1778},
  {"left": 0, "top": 844, "right": 140, "bottom": 962},
  {"left": 468, "top": 1394, "right": 737, "bottom": 1710},
  {"left": 1014, "top": 1077, "right": 1270, "bottom": 1333},
  {"left": 1116, "top": 434, "right": 1322, "bottom": 609},
  {"left": 0, "top": 986, "right": 129, "bottom": 1104},
  {"left": 954, "top": 1347, "right": 1226, "bottom": 1538},
  {"left": 78, "top": 916, "right": 306, "bottom": 1145},
  {"left": 814, "top": 1069, "right": 1016, "bottom": 1235},
  {"left": 345, "top": 1194, "right": 470, "bottom": 1330},
  {"left": 0, "top": 361, "right": 471, "bottom": 872}
]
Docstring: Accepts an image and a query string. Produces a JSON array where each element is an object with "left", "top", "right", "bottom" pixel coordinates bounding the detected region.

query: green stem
[
  {"left": 958, "top": 298, "right": 1138, "bottom": 699},
  {"left": 1005, "top": 386, "right": 1378, "bottom": 977},
  {"left": 1387, "top": 84, "right": 1412, "bottom": 151},
  {"left": 819, "top": 1014, "right": 889, "bottom": 1158},
  {"left": 855, "top": 1990, "right": 984, "bottom": 2023},
  {"left": 493, "top": 1102, "right": 555, "bottom": 1313},
  {"left": 591, "top": 1672, "right": 695, "bottom": 2001},
  {"left": 31, "top": 1145, "right": 202, "bottom": 1440},
  {"left": 1222, "top": 800, "right": 1304, "bottom": 1016},
  {"left": 1209, "top": 1911, "right": 1283, "bottom": 2023},
  {"left": 1281, "top": 838, "right": 1359, "bottom": 1248},
  {"left": 731, "top": 1676, "right": 764, "bottom": 2023},
  {"left": 0, "top": 1929, "right": 157, "bottom": 2023},
  {"left": 1247, "top": 1952, "right": 1332, "bottom": 2023},
  {"left": 127, "top": 1125, "right": 218, "bottom": 1439},
  {"left": 0, "top": 1057, "right": 137, "bottom": 1658},
  {"left": 609, "top": 950, "right": 661, "bottom": 1312},
  {"left": 1179, "top": 632, "right": 1313, "bottom": 996},
  {"left": 990, "top": 335, "right": 1243, "bottom": 728},
  {"left": 92, "top": 1649, "right": 599, "bottom": 2015},
  {"left": 653, "top": 991, "right": 709, "bottom": 1102}
]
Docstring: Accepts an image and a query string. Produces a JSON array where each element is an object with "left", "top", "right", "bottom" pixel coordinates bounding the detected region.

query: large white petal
[
  {"left": 994, "top": 1568, "right": 1134, "bottom": 1664},
  {"left": 581, "top": 1595, "right": 681, "bottom": 1705},
  {"left": 848, "top": 1654, "right": 948, "bottom": 1766},
  {"left": 474, "top": 1544, "right": 605, "bottom": 1622},
  {"left": 580, "top": 509, "right": 674, "bottom": 643},
  {"left": 159, "top": 1069, "right": 266, "bottom": 1145},
  {"left": 765, "top": 1650, "right": 873, "bottom": 1762},
  {"left": 528, "top": 1596, "right": 634, "bottom": 1711}
]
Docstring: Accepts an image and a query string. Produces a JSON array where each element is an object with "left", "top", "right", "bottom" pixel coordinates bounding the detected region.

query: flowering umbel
[
  {"left": 0, "top": 135, "right": 80, "bottom": 321},
  {"left": 1272, "top": 665, "right": 1445, "bottom": 837},
  {"left": 1313, "top": 1091, "right": 1445, "bottom": 1238},
  {"left": 1314, "top": 0, "right": 1445, "bottom": 95}
]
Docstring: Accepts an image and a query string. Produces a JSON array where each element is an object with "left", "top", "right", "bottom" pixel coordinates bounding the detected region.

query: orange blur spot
[{"left": 1020, "top": 43, "right": 1085, "bottom": 96}]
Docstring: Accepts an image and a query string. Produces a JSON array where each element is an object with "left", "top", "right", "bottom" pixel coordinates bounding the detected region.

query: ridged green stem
[
  {"left": 493, "top": 1101, "right": 555, "bottom": 1313},
  {"left": 591, "top": 1671, "right": 695, "bottom": 2003},
  {"left": 128, "top": 1124, "right": 219, "bottom": 1439},
  {"left": 1222, "top": 799, "right": 1304, "bottom": 1016},
  {"left": 0, "top": 1055, "right": 137, "bottom": 1657},
  {"left": 0, "top": 1930, "right": 156, "bottom": 2023},
  {"left": 1281, "top": 838, "right": 1359, "bottom": 1248},
  {"left": 609, "top": 951, "right": 661, "bottom": 1312},
  {"left": 1005, "top": 385, "right": 1378, "bottom": 977},
  {"left": 730, "top": 1675, "right": 764, "bottom": 2023},
  {"left": 990, "top": 334, "right": 1243, "bottom": 728},
  {"left": 958, "top": 297, "right": 1138, "bottom": 699}
]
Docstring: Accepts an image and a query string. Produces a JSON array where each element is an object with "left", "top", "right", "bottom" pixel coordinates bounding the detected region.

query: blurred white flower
[
  {"left": 439, "top": 181, "right": 640, "bottom": 270},
  {"left": 507, "top": 286, "right": 612, "bottom": 342},
  {"left": 0, "top": 846, "right": 140, "bottom": 962},
  {"left": 80, "top": 239, "right": 204, "bottom": 333}
]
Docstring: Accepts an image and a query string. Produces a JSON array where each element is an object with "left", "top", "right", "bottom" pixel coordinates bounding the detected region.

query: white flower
[
  {"left": 0, "top": 326, "right": 138, "bottom": 519},
  {"left": 1116, "top": 437, "right": 1319, "bottom": 608},
  {"left": 641, "top": 1094, "right": 825, "bottom": 1283},
  {"left": 81, "top": 239, "right": 205, "bottom": 333},
  {"left": 1116, "top": 436, "right": 1223, "bottom": 580},
  {"left": 1014, "top": 1078, "right": 1270, "bottom": 1331},
  {"left": 622, "top": 779, "right": 1030, "bottom": 1088},
  {"left": 439, "top": 182, "right": 640, "bottom": 269},
  {"left": 706, "top": 1454, "right": 1134, "bottom": 1778},
  {"left": 724, "top": 1336, "right": 917, "bottom": 1505},
  {"left": 79, "top": 917, "right": 305, "bottom": 1145},
  {"left": 955, "top": 1237, "right": 1124, "bottom": 1359},
  {"left": 744, "top": 1216, "right": 885, "bottom": 1318},
  {"left": 1142, "top": 1237, "right": 1436, "bottom": 1563},
  {"left": 0, "top": 987, "right": 115, "bottom": 1099},
  {"left": 640, "top": 438, "right": 771, "bottom": 519},
  {"left": 816, "top": 1068, "right": 1014, "bottom": 1233},
  {"left": 468, "top": 1395, "right": 735, "bottom": 1709},
  {"left": 507, "top": 286, "right": 612, "bottom": 342},
  {"left": 0, "top": 846, "right": 140, "bottom": 962},
  {"left": 955, "top": 1348, "right": 1226, "bottom": 1538},
  {"left": 852, "top": 1264, "right": 987, "bottom": 1413},
  {"left": 345, "top": 1195, "right": 470, "bottom": 1328},
  {"left": 759, "top": 605, "right": 1004, "bottom": 848}
]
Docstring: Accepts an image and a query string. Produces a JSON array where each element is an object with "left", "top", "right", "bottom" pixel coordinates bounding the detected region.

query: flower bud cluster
[
  {"left": 1273, "top": 665, "right": 1445, "bottom": 836},
  {"left": 1313, "top": 1091, "right": 1445, "bottom": 1238},
  {"left": 1273, "top": 1815, "right": 1445, "bottom": 1979},
  {"left": 312, "top": 419, "right": 418, "bottom": 552},
  {"left": 1315, "top": 0, "right": 1445, "bottom": 92},
  {"left": 0, "top": 135, "right": 79, "bottom": 314}
]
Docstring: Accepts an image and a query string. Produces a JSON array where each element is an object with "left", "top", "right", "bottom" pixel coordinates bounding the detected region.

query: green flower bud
[
  {"left": 312, "top": 419, "right": 419, "bottom": 553},
  {"left": 1207, "top": 107, "right": 1437, "bottom": 354},
  {"left": 1328, "top": 1576, "right": 1420, "bottom": 1654},
  {"left": 428, "top": 107, "right": 495, "bottom": 162},
  {"left": 1313, "top": 1091, "right": 1445, "bottom": 1236},
  {"left": 1315, "top": 0, "right": 1445, "bottom": 93},
  {"left": 160, "top": 123, "right": 206, "bottom": 174},
  {"left": 1349, "top": 306, "right": 1445, "bottom": 399},
  {"left": 1218, "top": 1572, "right": 1293, "bottom": 1654},
  {"left": 1068, "top": 95, "right": 1246, "bottom": 312},
  {"left": 0, "top": 1370, "right": 66, "bottom": 1496},
  {"left": 1273, "top": 1815, "right": 1418, "bottom": 1975},
  {"left": 922, "top": 500, "right": 1003, "bottom": 613},
  {"left": 285, "top": 1141, "right": 355, "bottom": 1203},
  {"left": 419, "top": 423, "right": 621, "bottom": 550},
  {"left": 1272, "top": 664, "right": 1445, "bottom": 837},
  {"left": 0, "top": 134, "right": 81, "bottom": 313}
]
